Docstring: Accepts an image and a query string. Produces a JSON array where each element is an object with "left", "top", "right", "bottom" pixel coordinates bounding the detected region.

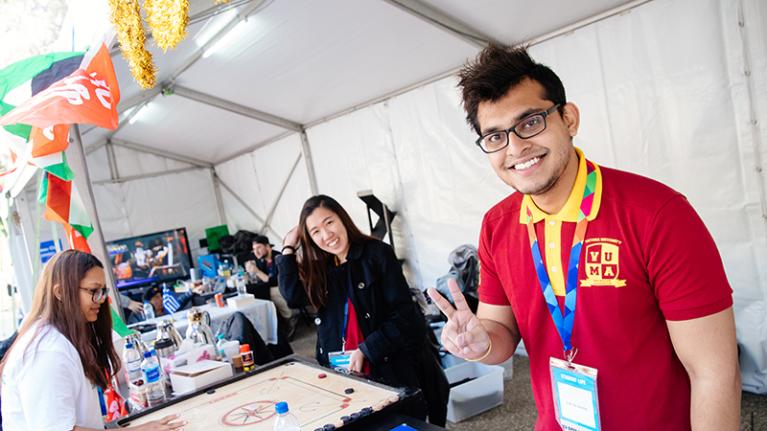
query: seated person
[
  {"left": 143, "top": 285, "right": 167, "bottom": 318},
  {"left": 246, "top": 235, "right": 296, "bottom": 337},
  {"left": 245, "top": 235, "right": 280, "bottom": 299}
]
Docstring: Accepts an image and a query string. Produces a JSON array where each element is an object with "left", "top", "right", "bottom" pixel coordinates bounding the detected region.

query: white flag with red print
[{"left": 0, "top": 43, "right": 120, "bottom": 129}]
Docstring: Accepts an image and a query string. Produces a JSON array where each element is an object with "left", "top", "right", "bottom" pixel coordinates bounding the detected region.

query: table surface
[
  {"left": 115, "top": 359, "right": 405, "bottom": 430},
  {"left": 130, "top": 298, "right": 278, "bottom": 344}
]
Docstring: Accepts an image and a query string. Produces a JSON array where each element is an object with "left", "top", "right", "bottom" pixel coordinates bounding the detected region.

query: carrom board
[{"left": 115, "top": 358, "right": 403, "bottom": 430}]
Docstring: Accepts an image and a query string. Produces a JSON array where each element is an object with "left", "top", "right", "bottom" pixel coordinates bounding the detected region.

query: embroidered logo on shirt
[{"left": 581, "top": 238, "right": 627, "bottom": 288}]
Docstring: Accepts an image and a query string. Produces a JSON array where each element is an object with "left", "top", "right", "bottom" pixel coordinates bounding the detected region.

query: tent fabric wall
[
  {"left": 734, "top": 0, "right": 767, "bottom": 394},
  {"left": 86, "top": 143, "right": 221, "bottom": 258},
  {"left": 304, "top": 79, "right": 508, "bottom": 288},
  {"left": 306, "top": 105, "right": 412, "bottom": 262},
  {"left": 212, "top": 0, "right": 767, "bottom": 391},
  {"left": 214, "top": 133, "right": 312, "bottom": 242}
]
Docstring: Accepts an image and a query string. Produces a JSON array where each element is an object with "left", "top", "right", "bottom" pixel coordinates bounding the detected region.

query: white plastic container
[
  {"left": 222, "top": 340, "right": 240, "bottom": 362},
  {"left": 169, "top": 360, "right": 233, "bottom": 395},
  {"left": 444, "top": 361, "right": 504, "bottom": 422}
]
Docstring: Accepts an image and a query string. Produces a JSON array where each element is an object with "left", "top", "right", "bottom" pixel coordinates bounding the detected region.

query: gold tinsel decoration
[
  {"left": 214, "top": 0, "right": 231, "bottom": 4},
  {"left": 145, "top": 0, "right": 190, "bottom": 53},
  {"left": 108, "top": 0, "right": 156, "bottom": 89}
]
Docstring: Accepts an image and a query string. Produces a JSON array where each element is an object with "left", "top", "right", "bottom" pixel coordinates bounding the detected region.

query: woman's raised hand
[{"left": 282, "top": 226, "right": 300, "bottom": 250}]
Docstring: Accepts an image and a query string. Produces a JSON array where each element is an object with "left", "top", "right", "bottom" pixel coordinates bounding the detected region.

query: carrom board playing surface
[{"left": 117, "top": 360, "right": 402, "bottom": 430}]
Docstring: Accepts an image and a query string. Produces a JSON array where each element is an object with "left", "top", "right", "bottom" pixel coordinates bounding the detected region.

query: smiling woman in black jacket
[{"left": 276, "top": 194, "right": 449, "bottom": 426}]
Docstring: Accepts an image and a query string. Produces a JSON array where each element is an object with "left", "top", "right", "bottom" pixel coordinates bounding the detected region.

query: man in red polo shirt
[{"left": 428, "top": 44, "right": 740, "bottom": 430}]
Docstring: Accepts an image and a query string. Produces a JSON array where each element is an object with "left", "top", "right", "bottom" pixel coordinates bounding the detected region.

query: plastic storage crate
[{"left": 445, "top": 361, "right": 504, "bottom": 422}]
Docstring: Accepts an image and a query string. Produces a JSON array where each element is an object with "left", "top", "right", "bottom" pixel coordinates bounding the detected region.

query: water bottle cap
[
  {"left": 217, "top": 334, "right": 225, "bottom": 340},
  {"left": 125, "top": 341, "right": 134, "bottom": 349},
  {"left": 275, "top": 401, "right": 289, "bottom": 414},
  {"left": 143, "top": 351, "right": 152, "bottom": 358}
]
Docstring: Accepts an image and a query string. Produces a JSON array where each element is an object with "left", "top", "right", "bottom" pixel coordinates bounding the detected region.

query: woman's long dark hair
[
  {"left": 2, "top": 250, "right": 118, "bottom": 389},
  {"left": 297, "top": 195, "right": 374, "bottom": 308}
]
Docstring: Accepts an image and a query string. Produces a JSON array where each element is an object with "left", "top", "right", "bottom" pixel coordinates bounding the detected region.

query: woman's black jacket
[{"left": 276, "top": 239, "right": 448, "bottom": 423}]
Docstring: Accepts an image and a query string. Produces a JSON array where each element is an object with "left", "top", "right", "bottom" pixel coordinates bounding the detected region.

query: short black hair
[
  {"left": 142, "top": 285, "right": 161, "bottom": 302},
  {"left": 458, "top": 43, "right": 566, "bottom": 135},
  {"left": 253, "top": 235, "right": 271, "bottom": 246}
]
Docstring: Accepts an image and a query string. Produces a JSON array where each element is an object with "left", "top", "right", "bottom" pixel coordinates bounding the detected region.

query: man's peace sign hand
[{"left": 427, "top": 279, "right": 490, "bottom": 360}]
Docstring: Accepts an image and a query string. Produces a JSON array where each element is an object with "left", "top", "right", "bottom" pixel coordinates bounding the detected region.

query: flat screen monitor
[{"left": 106, "top": 227, "right": 193, "bottom": 290}]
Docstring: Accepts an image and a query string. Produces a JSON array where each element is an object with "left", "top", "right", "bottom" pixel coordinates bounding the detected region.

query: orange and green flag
[{"left": 38, "top": 172, "right": 93, "bottom": 252}]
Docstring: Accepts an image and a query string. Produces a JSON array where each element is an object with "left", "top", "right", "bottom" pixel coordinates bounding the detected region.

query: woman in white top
[{"left": 1, "top": 250, "right": 185, "bottom": 431}]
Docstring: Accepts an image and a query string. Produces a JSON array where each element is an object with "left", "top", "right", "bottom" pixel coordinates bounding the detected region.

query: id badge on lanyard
[
  {"left": 550, "top": 357, "right": 601, "bottom": 431},
  {"left": 328, "top": 350, "right": 353, "bottom": 373},
  {"left": 525, "top": 159, "right": 601, "bottom": 430}
]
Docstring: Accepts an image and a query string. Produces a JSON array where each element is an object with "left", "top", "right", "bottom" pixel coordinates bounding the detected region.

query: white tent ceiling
[{"left": 80, "top": 0, "right": 640, "bottom": 163}]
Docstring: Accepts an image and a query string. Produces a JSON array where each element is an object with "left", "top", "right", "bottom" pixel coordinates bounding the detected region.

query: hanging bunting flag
[
  {"left": 30, "top": 124, "right": 69, "bottom": 157},
  {"left": 31, "top": 150, "right": 75, "bottom": 181},
  {"left": 0, "top": 52, "right": 82, "bottom": 155},
  {"left": 0, "top": 53, "right": 82, "bottom": 194},
  {"left": 28, "top": 124, "right": 74, "bottom": 180},
  {"left": 40, "top": 172, "right": 94, "bottom": 252},
  {"left": 0, "top": 43, "right": 119, "bottom": 256},
  {"left": 0, "top": 43, "right": 120, "bottom": 130},
  {"left": 65, "top": 223, "right": 92, "bottom": 253}
]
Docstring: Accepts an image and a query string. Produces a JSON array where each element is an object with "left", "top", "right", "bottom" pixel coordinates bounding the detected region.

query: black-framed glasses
[
  {"left": 475, "top": 104, "right": 561, "bottom": 153},
  {"left": 80, "top": 287, "right": 108, "bottom": 303}
]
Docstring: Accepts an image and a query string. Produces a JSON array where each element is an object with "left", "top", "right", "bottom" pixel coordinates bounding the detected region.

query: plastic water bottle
[
  {"left": 143, "top": 302, "right": 155, "bottom": 320},
  {"left": 236, "top": 269, "right": 247, "bottom": 295},
  {"left": 273, "top": 401, "right": 300, "bottom": 430},
  {"left": 123, "top": 342, "right": 145, "bottom": 411},
  {"left": 141, "top": 350, "right": 165, "bottom": 407},
  {"left": 123, "top": 342, "right": 143, "bottom": 383}
]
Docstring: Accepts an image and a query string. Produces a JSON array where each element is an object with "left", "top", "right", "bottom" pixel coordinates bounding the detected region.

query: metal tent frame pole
[
  {"left": 380, "top": 0, "right": 492, "bottom": 47},
  {"left": 109, "top": 138, "right": 213, "bottom": 168},
  {"left": 299, "top": 130, "right": 319, "bottom": 195},
  {"left": 211, "top": 169, "right": 228, "bottom": 226},
  {"left": 171, "top": 85, "right": 301, "bottom": 132},
  {"left": 71, "top": 125, "right": 124, "bottom": 323},
  {"left": 215, "top": 175, "right": 281, "bottom": 240},
  {"left": 92, "top": 165, "right": 206, "bottom": 185}
]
